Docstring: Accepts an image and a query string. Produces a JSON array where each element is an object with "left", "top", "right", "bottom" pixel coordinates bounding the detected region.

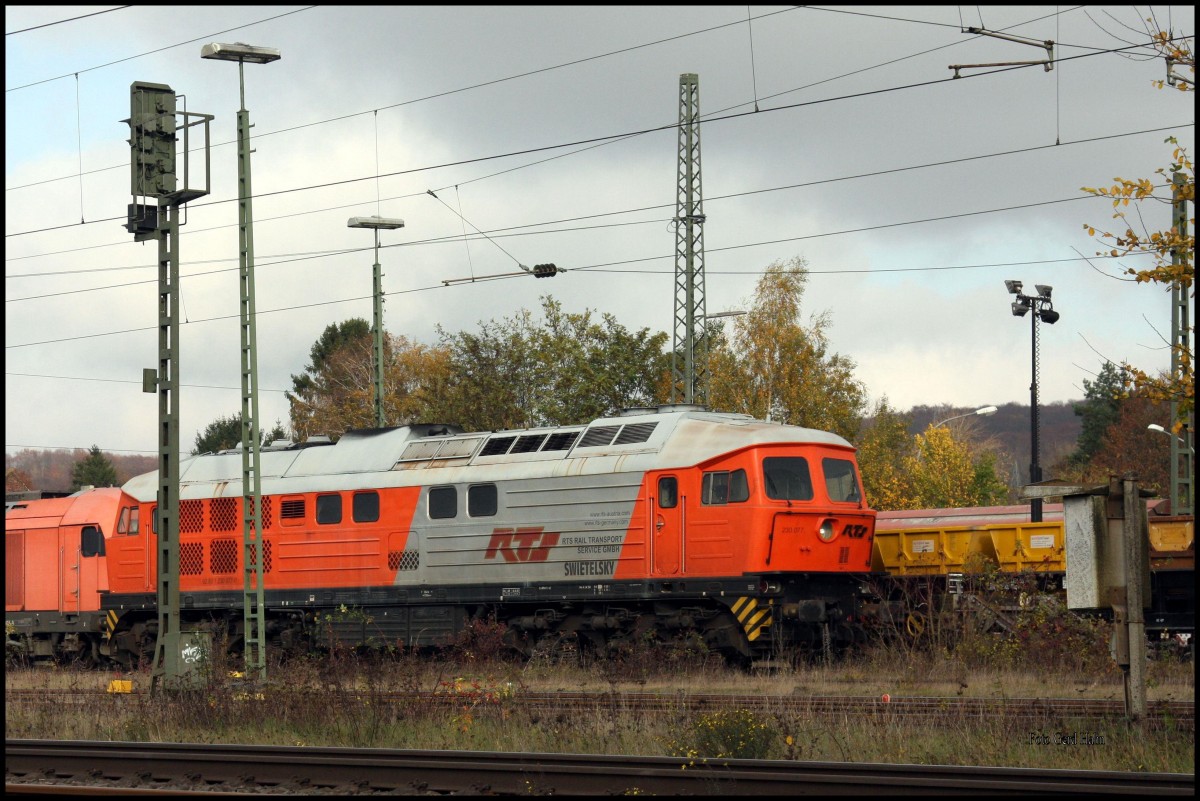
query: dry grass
[{"left": 6, "top": 637, "right": 1193, "bottom": 774}]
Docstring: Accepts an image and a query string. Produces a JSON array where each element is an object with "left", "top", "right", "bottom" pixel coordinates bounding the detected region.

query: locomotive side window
[
  {"left": 429, "top": 486, "right": 457, "bottom": 519},
  {"left": 701, "top": 469, "right": 749, "bottom": 505},
  {"left": 763, "top": 457, "right": 814, "bottom": 501},
  {"left": 468, "top": 484, "right": 498, "bottom": 517},
  {"left": 80, "top": 525, "right": 105, "bottom": 557},
  {"left": 658, "top": 476, "right": 678, "bottom": 509},
  {"left": 822, "top": 458, "right": 862, "bottom": 503},
  {"left": 117, "top": 506, "right": 139, "bottom": 535},
  {"left": 316, "top": 494, "right": 343, "bottom": 525},
  {"left": 353, "top": 491, "right": 380, "bottom": 523}
]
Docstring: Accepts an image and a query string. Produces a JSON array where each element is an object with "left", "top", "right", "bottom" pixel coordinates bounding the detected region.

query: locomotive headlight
[{"left": 818, "top": 519, "right": 837, "bottom": 542}]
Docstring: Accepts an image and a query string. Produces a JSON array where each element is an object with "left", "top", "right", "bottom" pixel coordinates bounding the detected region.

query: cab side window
[{"left": 701, "top": 469, "right": 749, "bottom": 505}]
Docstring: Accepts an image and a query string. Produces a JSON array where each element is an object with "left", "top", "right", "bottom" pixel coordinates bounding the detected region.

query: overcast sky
[{"left": 5, "top": 5, "right": 1195, "bottom": 457}]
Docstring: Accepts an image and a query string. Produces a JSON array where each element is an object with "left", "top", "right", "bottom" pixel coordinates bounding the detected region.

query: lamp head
[
  {"left": 348, "top": 216, "right": 405, "bottom": 230},
  {"left": 201, "top": 42, "right": 281, "bottom": 64},
  {"left": 1038, "top": 306, "right": 1060, "bottom": 324},
  {"left": 1035, "top": 284, "right": 1052, "bottom": 298},
  {"left": 1011, "top": 299, "right": 1030, "bottom": 317},
  {"left": 1005, "top": 279, "right": 1023, "bottom": 295},
  {"left": 977, "top": 405, "right": 998, "bottom": 416}
]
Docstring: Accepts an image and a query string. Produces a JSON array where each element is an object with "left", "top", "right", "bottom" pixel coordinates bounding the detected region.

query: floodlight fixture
[
  {"left": 348, "top": 216, "right": 405, "bottom": 230},
  {"left": 1005, "top": 279, "right": 1023, "bottom": 295},
  {"left": 1039, "top": 307, "right": 1060, "bottom": 324},
  {"left": 201, "top": 42, "right": 281, "bottom": 64},
  {"left": 1011, "top": 299, "right": 1030, "bottom": 317},
  {"left": 1035, "top": 284, "right": 1053, "bottom": 299}
]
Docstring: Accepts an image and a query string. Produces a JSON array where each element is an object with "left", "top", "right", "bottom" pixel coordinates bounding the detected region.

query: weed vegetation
[{"left": 6, "top": 601, "right": 1194, "bottom": 774}]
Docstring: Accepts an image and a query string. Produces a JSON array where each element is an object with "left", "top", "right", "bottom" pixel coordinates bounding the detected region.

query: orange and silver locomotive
[{"left": 6, "top": 406, "right": 876, "bottom": 666}]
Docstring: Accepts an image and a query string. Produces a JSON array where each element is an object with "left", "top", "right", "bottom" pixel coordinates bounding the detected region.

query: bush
[{"left": 669, "top": 708, "right": 778, "bottom": 760}]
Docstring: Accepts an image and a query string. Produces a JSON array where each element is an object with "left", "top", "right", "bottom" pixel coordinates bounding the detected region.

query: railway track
[
  {"left": 5, "top": 739, "right": 1195, "bottom": 795},
  {"left": 7, "top": 688, "right": 1194, "bottom": 729}
]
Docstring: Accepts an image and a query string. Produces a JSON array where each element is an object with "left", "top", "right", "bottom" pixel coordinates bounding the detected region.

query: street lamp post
[
  {"left": 1148, "top": 424, "right": 1196, "bottom": 514},
  {"left": 933, "top": 405, "right": 998, "bottom": 428},
  {"left": 201, "top": 41, "right": 280, "bottom": 681},
  {"left": 1005, "top": 280, "right": 1060, "bottom": 522},
  {"left": 347, "top": 216, "right": 406, "bottom": 428}
]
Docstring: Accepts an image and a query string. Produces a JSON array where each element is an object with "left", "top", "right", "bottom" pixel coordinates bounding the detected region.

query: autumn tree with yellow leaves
[
  {"left": 1082, "top": 26, "right": 1194, "bottom": 430},
  {"left": 707, "top": 257, "right": 865, "bottom": 442},
  {"left": 856, "top": 398, "right": 1009, "bottom": 511}
]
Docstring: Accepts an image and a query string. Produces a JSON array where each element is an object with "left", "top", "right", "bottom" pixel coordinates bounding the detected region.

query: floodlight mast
[
  {"left": 201, "top": 40, "right": 280, "bottom": 682},
  {"left": 1004, "top": 280, "right": 1060, "bottom": 522},
  {"left": 348, "top": 216, "right": 406, "bottom": 428}
]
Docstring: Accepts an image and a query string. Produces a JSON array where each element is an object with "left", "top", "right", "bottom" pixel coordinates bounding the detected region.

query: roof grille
[
  {"left": 542, "top": 431, "right": 580, "bottom": 451},
  {"left": 614, "top": 421, "right": 657, "bottom": 445},
  {"left": 480, "top": 436, "right": 516, "bottom": 457},
  {"left": 511, "top": 434, "right": 547, "bottom": 454},
  {"left": 578, "top": 425, "right": 620, "bottom": 448}
]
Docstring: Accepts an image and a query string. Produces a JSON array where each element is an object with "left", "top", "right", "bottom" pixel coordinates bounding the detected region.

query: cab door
[{"left": 652, "top": 474, "right": 681, "bottom": 575}]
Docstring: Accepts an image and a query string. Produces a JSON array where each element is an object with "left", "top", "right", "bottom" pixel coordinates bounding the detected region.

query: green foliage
[
  {"left": 1067, "top": 361, "right": 1126, "bottom": 467},
  {"left": 70, "top": 445, "right": 119, "bottom": 490},
  {"left": 194, "top": 413, "right": 288, "bottom": 455},
  {"left": 290, "top": 318, "right": 371, "bottom": 396},
  {"left": 969, "top": 451, "right": 1010, "bottom": 506},
  {"left": 288, "top": 300, "right": 670, "bottom": 437},
  {"left": 436, "top": 296, "right": 670, "bottom": 430}
]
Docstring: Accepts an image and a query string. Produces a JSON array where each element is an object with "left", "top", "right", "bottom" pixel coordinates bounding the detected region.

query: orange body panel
[
  {"left": 5, "top": 488, "right": 130, "bottom": 615},
  {"left": 615, "top": 445, "right": 875, "bottom": 580},
  {"left": 116, "top": 487, "right": 424, "bottom": 593}
]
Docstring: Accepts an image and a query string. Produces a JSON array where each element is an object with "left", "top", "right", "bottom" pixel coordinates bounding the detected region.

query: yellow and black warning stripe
[
  {"left": 102, "top": 609, "right": 119, "bottom": 641},
  {"left": 730, "top": 596, "right": 772, "bottom": 642}
]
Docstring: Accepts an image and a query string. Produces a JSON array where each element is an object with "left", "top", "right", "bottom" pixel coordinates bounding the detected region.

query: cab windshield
[
  {"left": 822, "top": 457, "right": 862, "bottom": 503},
  {"left": 763, "top": 457, "right": 813, "bottom": 501}
]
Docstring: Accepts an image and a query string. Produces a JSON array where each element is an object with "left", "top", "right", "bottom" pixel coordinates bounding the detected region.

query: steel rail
[{"left": 5, "top": 740, "right": 1195, "bottom": 796}]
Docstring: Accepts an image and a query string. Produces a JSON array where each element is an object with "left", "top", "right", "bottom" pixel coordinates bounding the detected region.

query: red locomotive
[{"left": 5, "top": 406, "right": 876, "bottom": 667}]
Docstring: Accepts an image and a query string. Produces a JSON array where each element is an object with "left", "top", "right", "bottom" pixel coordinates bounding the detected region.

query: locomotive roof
[{"left": 121, "top": 406, "right": 853, "bottom": 501}]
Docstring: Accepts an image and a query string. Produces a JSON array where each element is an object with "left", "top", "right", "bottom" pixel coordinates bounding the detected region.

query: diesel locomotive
[{"left": 5, "top": 405, "right": 877, "bottom": 667}]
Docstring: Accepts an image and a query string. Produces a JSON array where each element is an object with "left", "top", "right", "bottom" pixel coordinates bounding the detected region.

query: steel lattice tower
[{"left": 672, "top": 73, "right": 707, "bottom": 405}]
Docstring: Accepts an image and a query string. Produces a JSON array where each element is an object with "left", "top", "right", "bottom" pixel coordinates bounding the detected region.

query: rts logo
[
  {"left": 841, "top": 524, "right": 869, "bottom": 539},
  {"left": 485, "top": 526, "right": 560, "bottom": 563}
]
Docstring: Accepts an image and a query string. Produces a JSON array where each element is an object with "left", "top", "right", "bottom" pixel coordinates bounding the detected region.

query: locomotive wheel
[{"left": 905, "top": 612, "right": 927, "bottom": 639}]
